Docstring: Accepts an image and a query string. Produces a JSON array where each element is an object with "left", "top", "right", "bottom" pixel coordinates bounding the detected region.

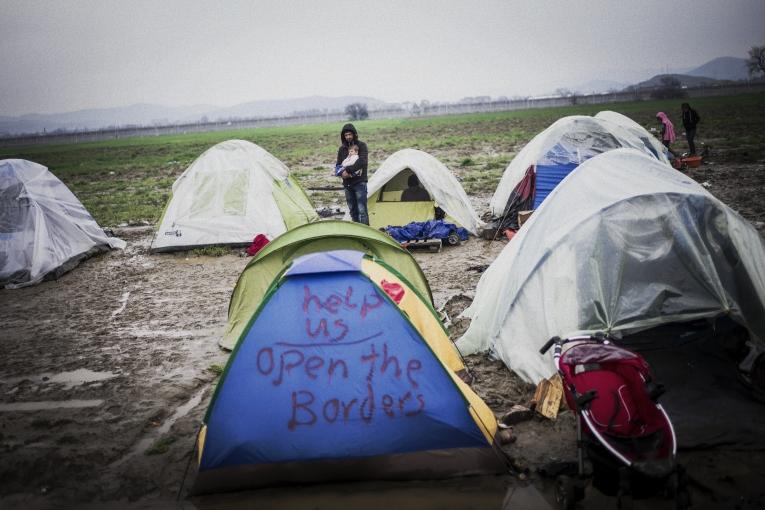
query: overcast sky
[{"left": 1, "top": 0, "right": 763, "bottom": 116}]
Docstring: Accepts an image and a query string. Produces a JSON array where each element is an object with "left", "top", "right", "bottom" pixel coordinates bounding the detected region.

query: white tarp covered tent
[
  {"left": 151, "top": 140, "right": 317, "bottom": 252},
  {"left": 489, "top": 115, "right": 663, "bottom": 218},
  {"left": 0, "top": 159, "right": 126, "bottom": 289},
  {"left": 594, "top": 110, "right": 671, "bottom": 164},
  {"left": 367, "top": 148, "right": 483, "bottom": 234},
  {"left": 458, "top": 149, "right": 765, "bottom": 383}
]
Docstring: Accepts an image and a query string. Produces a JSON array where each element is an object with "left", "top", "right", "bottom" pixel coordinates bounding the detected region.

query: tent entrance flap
[{"left": 369, "top": 200, "right": 436, "bottom": 230}]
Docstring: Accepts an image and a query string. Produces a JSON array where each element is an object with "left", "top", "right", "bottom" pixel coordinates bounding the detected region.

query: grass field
[{"left": 1, "top": 92, "right": 763, "bottom": 227}]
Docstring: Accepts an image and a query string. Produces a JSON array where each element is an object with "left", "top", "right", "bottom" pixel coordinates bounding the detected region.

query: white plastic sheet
[
  {"left": 489, "top": 115, "right": 666, "bottom": 218},
  {"left": 458, "top": 149, "right": 765, "bottom": 383},
  {"left": 0, "top": 159, "right": 126, "bottom": 288},
  {"left": 367, "top": 149, "right": 483, "bottom": 234}
]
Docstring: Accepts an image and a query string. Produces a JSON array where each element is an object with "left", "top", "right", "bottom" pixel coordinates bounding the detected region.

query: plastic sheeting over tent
[
  {"left": 489, "top": 116, "right": 663, "bottom": 219},
  {"left": 458, "top": 149, "right": 765, "bottom": 384},
  {"left": 0, "top": 159, "right": 126, "bottom": 289},
  {"left": 151, "top": 140, "right": 317, "bottom": 252},
  {"left": 594, "top": 110, "right": 671, "bottom": 164},
  {"left": 367, "top": 149, "right": 482, "bottom": 234},
  {"left": 194, "top": 250, "right": 507, "bottom": 494},
  {"left": 221, "top": 220, "right": 433, "bottom": 350}
]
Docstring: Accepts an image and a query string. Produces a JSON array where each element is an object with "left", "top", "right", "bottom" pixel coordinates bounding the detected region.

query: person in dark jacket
[
  {"left": 336, "top": 123, "right": 369, "bottom": 225},
  {"left": 681, "top": 103, "right": 700, "bottom": 155}
]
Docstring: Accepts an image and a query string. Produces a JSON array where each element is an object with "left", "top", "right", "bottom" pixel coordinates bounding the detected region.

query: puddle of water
[
  {"left": 122, "top": 327, "right": 222, "bottom": 339},
  {"left": 111, "top": 386, "right": 207, "bottom": 467},
  {"left": 111, "top": 291, "right": 131, "bottom": 318},
  {"left": 0, "top": 399, "right": 104, "bottom": 411},
  {"left": 0, "top": 369, "right": 117, "bottom": 389}
]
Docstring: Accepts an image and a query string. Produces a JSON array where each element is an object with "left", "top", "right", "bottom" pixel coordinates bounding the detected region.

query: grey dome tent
[{"left": 0, "top": 159, "right": 126, "bottom": 289}]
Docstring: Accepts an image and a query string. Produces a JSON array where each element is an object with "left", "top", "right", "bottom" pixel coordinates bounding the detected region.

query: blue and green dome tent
[{"left": 193, "top": 250, "right": 507, "bottom": 494}]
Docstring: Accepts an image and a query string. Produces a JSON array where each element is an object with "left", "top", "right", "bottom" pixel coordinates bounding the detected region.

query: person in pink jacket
[{"left": 656, "top": 112, "right": 676, "bottom": 155}]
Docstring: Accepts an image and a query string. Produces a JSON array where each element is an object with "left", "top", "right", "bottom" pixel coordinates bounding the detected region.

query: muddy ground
[{"left": 0, "top": 162, "right": 764, "bottom": 509}]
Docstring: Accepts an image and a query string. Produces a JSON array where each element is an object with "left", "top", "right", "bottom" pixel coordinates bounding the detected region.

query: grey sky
[{"left": 1, "top": 0, "right": 762, "bottom": 116}]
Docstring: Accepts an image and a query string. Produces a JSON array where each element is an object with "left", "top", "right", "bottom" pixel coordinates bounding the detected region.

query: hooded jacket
[{"left": 336, "top": 123, "right": 368, "bottom": 188}]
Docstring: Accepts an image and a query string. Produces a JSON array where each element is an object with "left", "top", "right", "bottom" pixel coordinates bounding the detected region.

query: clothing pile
[{"left": 383, "top": 220, "right": 469, "bottom": 243}]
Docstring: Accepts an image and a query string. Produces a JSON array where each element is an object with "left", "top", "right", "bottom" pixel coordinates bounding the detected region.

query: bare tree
[
  {"left": 747, "top": 46, "right": 765, "bottom": 77},
  {"left": 344, "top": 103, "right": 369, "bottom": 121}
]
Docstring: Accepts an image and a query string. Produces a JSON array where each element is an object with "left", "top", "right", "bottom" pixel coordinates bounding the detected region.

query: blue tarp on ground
[{"left": 384, "top": 220, "right": 469, "bottom": 243}]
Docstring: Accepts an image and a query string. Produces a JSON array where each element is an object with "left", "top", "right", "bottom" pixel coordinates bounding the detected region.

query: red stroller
[{"left": 539, "top": 334, "right": 689, "bottom": 509}]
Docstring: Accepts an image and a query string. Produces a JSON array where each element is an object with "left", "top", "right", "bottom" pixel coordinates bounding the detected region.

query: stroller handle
[{"left": 539, "top": 336, "right": 560, "bottom": 355}]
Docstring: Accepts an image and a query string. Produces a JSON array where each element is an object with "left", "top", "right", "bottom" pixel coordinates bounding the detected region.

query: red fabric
[
  {"left": 380, "top": 279, "right": 405, "bottom": 304},
  {"left": 245, "top": 234, "right": 270, "bottom": 257},
  {"left": 503, "top": 229, "right": 516, "bottom": 240}
]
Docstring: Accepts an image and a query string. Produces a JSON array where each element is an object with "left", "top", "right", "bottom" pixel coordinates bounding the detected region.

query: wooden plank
[{"left": 530, "top": 373, "right": 564, "bottom": 420}]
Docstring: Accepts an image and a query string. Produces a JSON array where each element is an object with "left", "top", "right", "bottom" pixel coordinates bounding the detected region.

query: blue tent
[{"left": 193, "top": 250, "right": 506, "bottom": 494}]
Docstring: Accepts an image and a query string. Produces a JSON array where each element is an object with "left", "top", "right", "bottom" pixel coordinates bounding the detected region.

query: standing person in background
[
  {"left": 681, "top": 103, "right": 700, "bottom": 155},
  {"left": 336, "top": 124, "right": 369, "bottom": 225},
  {"left": 656, "top": 112, "right": 676, "bottom": 156}
]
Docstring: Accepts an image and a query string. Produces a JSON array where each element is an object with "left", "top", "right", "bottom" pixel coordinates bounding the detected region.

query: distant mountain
[
  {"left": 0, "top": 96, "right": 390, "bottom": 136},
  {"left": 686, "top": 56, "right": 749, "bottom": 81},
  {"left": 632, "top": 73, "right": 731, "bottom": 89}
]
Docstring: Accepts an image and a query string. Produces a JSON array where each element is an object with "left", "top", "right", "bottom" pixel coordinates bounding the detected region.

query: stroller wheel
[{"left": 555, "top": 475, "right": 579, "bottom": 510}]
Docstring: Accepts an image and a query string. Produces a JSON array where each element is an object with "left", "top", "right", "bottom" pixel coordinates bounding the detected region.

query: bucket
[{"left": 682, "top": 156, "right": 702, "bottom": 168}]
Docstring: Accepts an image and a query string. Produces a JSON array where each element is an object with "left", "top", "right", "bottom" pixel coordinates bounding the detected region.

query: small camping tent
[
  {"left": 488, "top": 116, "right": 665, "bottom": 227},
  {"left": 594, "top": 110, "right": 671, "bottom": 164},
  {"left": 458, "top": 149, "right": 765, "bottom": 384},
  {"left": 151, "top": 140, "right": 317, "bottom": 252},
  {"left": 194, "top": 250, "right": 507, "bottom": 494},
  {"left": 221, "top": 220, "right": 433, "bottom": 350},
  {"left": 366, "top": 149, "right": 482, "bottom": 234},
  {"left": 0, "top": 159, "right": 126, "bottom": 289}
]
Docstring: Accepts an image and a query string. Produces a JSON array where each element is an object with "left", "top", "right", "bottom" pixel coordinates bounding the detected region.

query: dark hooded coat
[{"left": 336, "top": 123, "right": 368, "bottom": 188}]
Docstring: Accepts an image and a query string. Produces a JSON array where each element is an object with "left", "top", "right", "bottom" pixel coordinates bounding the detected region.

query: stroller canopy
[
  {"left": 0, "top": 159, "right": 125, "bottom": 288},
  {"left": 367, "top": 149, "right": 482, "bottom": 234},
  {"left": 459, "top": 149, "right": 765, "bottom": 383},
  {"left": 151, "top": 140, "right": 317, "bottom": 252},
  {"left": 489, "top": 116, "right": 666, "bottom": 219}
]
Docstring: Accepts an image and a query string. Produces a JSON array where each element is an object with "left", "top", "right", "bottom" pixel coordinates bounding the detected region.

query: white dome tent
[
  {"left": 151, "top": 140, "right": 317, "bottom": 252},
  {"left": 488, "top": 115, "right": 665, "bottom": 221},
  {"left": 458, "top": 149, "right": 765, "bottom": 384},
  {"left": 594, "top": 110, "right": 671, "bottom": 164},
  {"left": 0, "top": 159, "right": 126, "bottom": 289},
  {"left": 366, "top": 148, "right": 482, "bottom": 234}
]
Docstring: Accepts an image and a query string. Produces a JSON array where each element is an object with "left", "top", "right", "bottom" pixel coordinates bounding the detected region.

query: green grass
[
  {"left": 144, "top": 435, "right": 176, "bottom": 455},
  {"left": 190, "top": 246, "right": 231, "bottom": 257},
  {"left": 2, "top": 92, "right": 763, "bottom": 226}
]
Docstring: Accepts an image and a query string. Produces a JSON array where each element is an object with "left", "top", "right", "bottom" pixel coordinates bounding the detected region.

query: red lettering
[
  {"left": 405, "top": 394, "right": 426, "bottom": 417},
  {"left": 323, "top": 399, "right": 340, "bottom": 422},
  {"left": 256, "top": 347, "right": 274, "bottom": 375},
  {"left": 325, "top": 294, "right": 342, "bottom": 313},
  {"left": 332, "top": 319, "right": 349, "bottom": 342},
  {"left": 382, "top": 394, "right": 395, "bottom": 418},
  {"left": 407, "top": 359, "right": 422, "bottom": 388},
  {"left": 328, "top": 358, "right": 348, "bottom": 382},
  {"left": 342, "top": 398, "right": 357, "bottom": 420},
  {"left": 360, "top": 292, "right": 384, "bottom": 318},
  {"left": 303, "top": 285, "right": 322, "bottom": 313},
  {"left": 274, "top": 349, "right": 304, "bottom": 386},
  {"left": 381, "top": 343, "right": 402, "bottom": 379},
  {"left": 288, "top": 390, "right": 316, "bottom": 430},
  {"left": 360, "top": 383, "right": 375, "bottom": 423},
  {"left": 306, "top": 318, "right": 329, "bottom": 338},
  {"left": 344, "top": 286, "right": 357, "bottom": 310},
  {"left": 361, "top": 343, "right": 379, "bottom": 382},
  {"left": 398, "top": 391, "right": 412, "bottom": 412},
  {"left": 304, "top": 356, "right": 325, "bottom": 379}
]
